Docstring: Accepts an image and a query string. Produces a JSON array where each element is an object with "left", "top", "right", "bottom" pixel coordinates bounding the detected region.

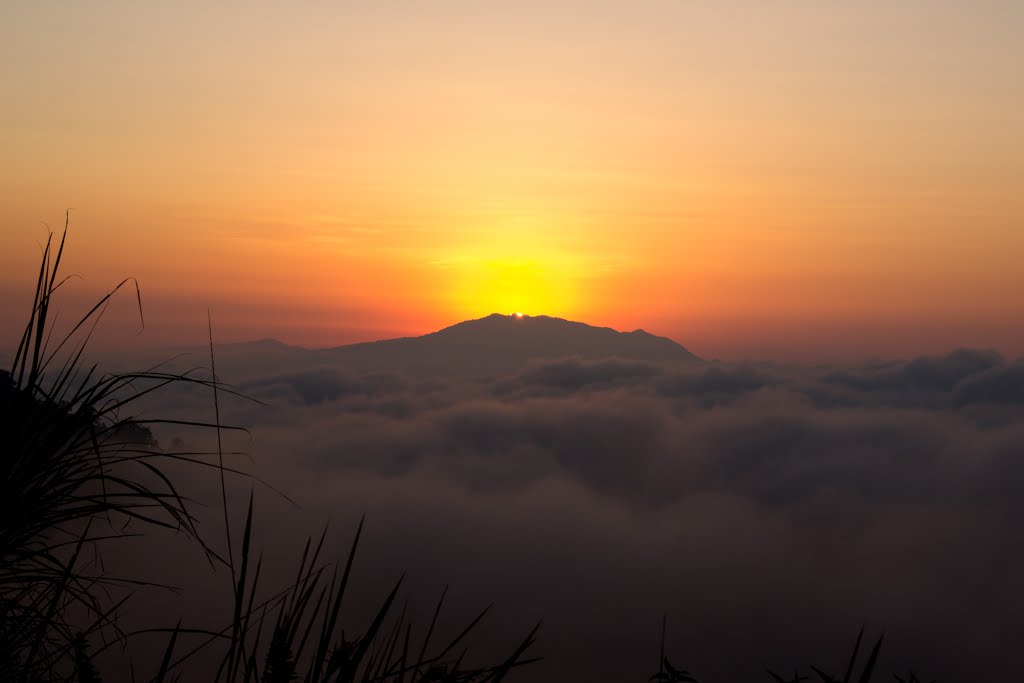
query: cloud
[
  {"left": 519, "top": 357, "right": 662, "bottom": 389},
  {"left": 654, "top": 363, "right": 776, "bottom": 403},
  {"left": 952, "top": 362, "right": 1024, "bottom": 407},
  {"left": 821, "top": 348, "right": 1004, "bottom": 403},
  {"left": 131, "top": 348, "right": 1024, "bottom": 681},
  {"left": 242, "top": 368, "right": 402, "bottom": 406}
]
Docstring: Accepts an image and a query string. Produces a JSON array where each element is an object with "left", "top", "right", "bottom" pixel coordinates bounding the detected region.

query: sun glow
[{"left": 435, "top": 237, "right": 591, "bottom": 322}]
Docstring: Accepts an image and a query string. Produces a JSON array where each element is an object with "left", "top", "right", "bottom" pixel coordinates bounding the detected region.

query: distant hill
[{"left": 315, "top": 314, "right": 701, "bottom": 375}]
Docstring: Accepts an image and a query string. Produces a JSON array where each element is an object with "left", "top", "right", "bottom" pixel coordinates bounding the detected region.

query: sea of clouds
[{"left": 123, "top": 347, "right": 1024, "bottom": 681}]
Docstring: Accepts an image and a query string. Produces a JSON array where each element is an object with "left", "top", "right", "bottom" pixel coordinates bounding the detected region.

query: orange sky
[{"left": 2, "top": 2, "right": 1023, "bottom": 361}]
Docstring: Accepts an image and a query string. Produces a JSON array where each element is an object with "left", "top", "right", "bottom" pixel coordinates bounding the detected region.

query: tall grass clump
[
  {"left": 0, "top": 220, "right": 538, "bottom": 682},
  {"left": 0, "top": 222, "right": 222, "bottom": 679},
  {"left": 143, "top": 503, "right": 540, "bottom": 683},
  {"left": 650, "top": 620, "right": 935, "bottom": 682}
]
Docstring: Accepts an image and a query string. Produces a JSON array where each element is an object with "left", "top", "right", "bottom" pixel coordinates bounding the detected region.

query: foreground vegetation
[
  {"left": 1, "top": 223, "right": 935, "bottom": 681},
  {"left": 0, "top": 224, "right": 536, "bottom": 681}
]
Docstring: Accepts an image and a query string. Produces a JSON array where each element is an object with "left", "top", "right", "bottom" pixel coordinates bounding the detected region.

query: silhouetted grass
[
  {"left": 0, "top": 220, "right": 235, "bottom": 679},
  {"left": 651, "top": 621, "right": 935, "bottom": 683},
  {"left": 1, "top": 219, "right": 538, "bottom": 681},
  {"left": 133, "top": 498, "right": 540, "bottom": 682}
]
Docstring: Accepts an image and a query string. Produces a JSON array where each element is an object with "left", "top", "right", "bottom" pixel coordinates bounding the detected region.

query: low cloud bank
[{"left": 140, "top": 348, "right": 1024, "bottom": 681}]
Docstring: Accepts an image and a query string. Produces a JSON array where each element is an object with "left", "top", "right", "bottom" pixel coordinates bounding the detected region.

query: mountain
[
  {"left": 156, "top": 314, "right": 701, "bottom": 380},
  {"left": 315, "top": 314, "right": 701, "bottom": 375}
]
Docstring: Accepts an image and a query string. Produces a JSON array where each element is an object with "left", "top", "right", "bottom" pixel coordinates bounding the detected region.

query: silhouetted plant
[
  {"left": 649, "top": 658, "right": 700, "bottom": 683},
  {"left": 136, "top": 497, "right": 539, "bottom": 682},
  {"left": 650, "top": 616, "right": 699, "bottom": 683},
  {"left": 893, "top": 673, "right": 934, "bottom": 683},
  {"left": 801, "top": 626, "right": 883, "bottom": 683},
  {"left": 1, "top": 219, "right": 538, "bottom": 682},
  {"left": 0, "top": 219, "right": 242, "bottom": 679},
  {"left": 652, "top": 624, "right": 932, "bottom": 683}
]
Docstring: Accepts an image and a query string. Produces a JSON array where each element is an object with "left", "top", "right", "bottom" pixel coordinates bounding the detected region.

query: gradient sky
[{"left": 2, "top": 1, "right": 1022, "bottom": 361}]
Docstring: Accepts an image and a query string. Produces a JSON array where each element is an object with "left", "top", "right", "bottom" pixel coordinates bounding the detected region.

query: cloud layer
[{"left": 138, "top": 348, "right": 1024, "bottom": 681}]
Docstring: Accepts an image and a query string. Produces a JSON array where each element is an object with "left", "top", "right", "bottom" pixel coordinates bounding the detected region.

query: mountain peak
[{"left": 321, "top": 314, "right": 701, "bottom": 375}]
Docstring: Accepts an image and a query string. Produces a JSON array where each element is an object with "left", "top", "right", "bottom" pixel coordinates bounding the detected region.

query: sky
[{"left": 2, "top": 1, "right": 1023, "bottom": 361}]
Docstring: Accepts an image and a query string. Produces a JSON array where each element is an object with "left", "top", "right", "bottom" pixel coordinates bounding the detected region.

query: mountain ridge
[
  {"left": 157, "top": 314, "right": 702, "bottom": 378},
  {"left": 315, "top": 313, "right": 701, "bottom": 374}
]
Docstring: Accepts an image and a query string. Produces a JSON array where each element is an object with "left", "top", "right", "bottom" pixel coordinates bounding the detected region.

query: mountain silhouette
[
  {"left": 316, "top": 314, "right": 701, "bottom": 375},
  {"left": 157, "top": 314, "right": 701, "bottom": 379}
]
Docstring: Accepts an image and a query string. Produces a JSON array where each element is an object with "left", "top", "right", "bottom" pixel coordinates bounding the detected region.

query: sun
[{"left": 439, "top": 244, "right": 586, "bottom": 322}]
